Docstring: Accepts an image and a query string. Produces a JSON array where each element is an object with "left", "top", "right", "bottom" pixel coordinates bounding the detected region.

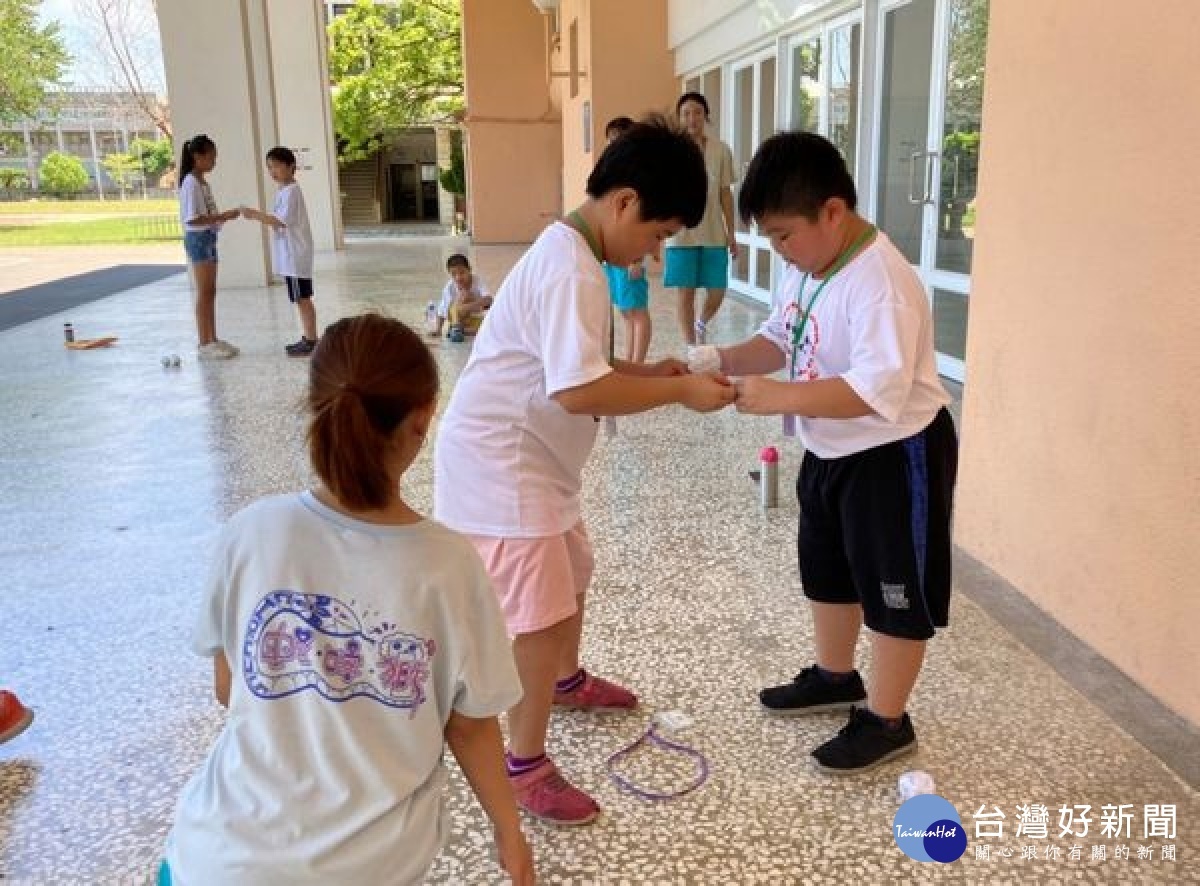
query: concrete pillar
[{"left": 157, "top": 0, "right": 341, "bottom": 287}]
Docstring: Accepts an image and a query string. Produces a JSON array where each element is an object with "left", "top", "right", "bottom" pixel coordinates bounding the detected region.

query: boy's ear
[{"left": 612, "top": 187, "right": 640, "bottom": 217}]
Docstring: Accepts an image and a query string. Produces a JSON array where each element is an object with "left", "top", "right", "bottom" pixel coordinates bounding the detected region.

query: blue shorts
[
  {"left": 664, "top": 246, "right": 728, "bottom": 290},
  {"left": 183, "top": 229, "right": 218, "bottom": 263},
  {"left": 604, "top": 264, "right": 649, "bottom": 311}
]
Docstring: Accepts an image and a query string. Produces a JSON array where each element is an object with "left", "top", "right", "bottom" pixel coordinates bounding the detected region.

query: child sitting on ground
[{"left": 433, "top": 254, "right": 492, "bottom": 342}]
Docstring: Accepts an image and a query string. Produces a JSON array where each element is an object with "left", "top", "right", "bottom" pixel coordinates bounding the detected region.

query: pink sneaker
[
  {"left": 553, "top": 671, "right": 638, "bottom": 712},
  {"left": 510, "top": 759, "right": 600, "bottom": 826},
  {"left": 0, "top": 691, "right": 33, "bottom": 746}
]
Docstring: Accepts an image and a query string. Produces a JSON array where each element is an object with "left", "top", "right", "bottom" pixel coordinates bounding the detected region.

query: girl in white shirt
[
  {"left": 178, "top": 134, "right": 241, "bottom": 360},
  {"left": 161, "top": 315, "right": 534, "bottom": 885}
]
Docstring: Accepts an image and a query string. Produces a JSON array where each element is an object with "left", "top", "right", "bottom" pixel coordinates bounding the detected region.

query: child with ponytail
[
  {"left": 161, "top": 314, "right": 534, "bottom": 885},
  {"left": 178, "top": 135, "right": 241, "bottom": 359}
]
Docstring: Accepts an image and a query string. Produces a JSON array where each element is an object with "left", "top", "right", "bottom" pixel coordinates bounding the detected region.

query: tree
[
  {"left": 328, "top": 0, "right": 463, "bottom": 163},
  {"left": 129, "top": 135, "right": 172, "bottom": 179},
  {"left": 102, "top": 150, "right": 141, "bottom": 196},
  {"left": 40, "top": 151, "right": 89, "bottom": 195},
  {"left": 438, "top": 130, "right": 465, "bottom": 198},
  {"left": 0, "top": 0, "right": 69, "bottom": 124},
  {"left": 73, "top": 0, "right": 171, "bottom": 138},
  {"left": 0, "top": 168, "right": 30, "bottom": 192}
]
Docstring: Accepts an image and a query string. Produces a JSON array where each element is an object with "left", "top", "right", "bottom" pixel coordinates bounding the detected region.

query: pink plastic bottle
[{"left": 759, "top": 446, "right": 779, "bottom": 508}]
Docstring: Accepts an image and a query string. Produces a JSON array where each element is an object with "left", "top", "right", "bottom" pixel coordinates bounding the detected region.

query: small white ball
[
  {"left": 898, "top": 770, "right": 937, "bottom": 802},
  {"left": 161, "top": 356, "right": 172, "bottom": 368},
  {"left": 171, "top": 355, "right": 181, "bottom": 367}
]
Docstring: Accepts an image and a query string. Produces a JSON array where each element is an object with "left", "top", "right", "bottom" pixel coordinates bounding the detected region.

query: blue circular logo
[{"left": 893, "top": 795, "right": 967, "bottom": 863}]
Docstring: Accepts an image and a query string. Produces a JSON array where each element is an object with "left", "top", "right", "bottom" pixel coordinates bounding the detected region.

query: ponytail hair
[
  {"left": 307, "top": 314, "right": 439, "bottom": 511},
  {"left": 180, "top": 134, "right": 215, "bottom": 180}
]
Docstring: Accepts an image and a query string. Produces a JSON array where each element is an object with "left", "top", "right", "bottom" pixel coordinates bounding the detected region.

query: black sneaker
[
  {"left": 812, "top": 706, "right": 917, "bottom": 774},
  {"left": 759, "top": 666, "right": 867, "bottom": 715},
  {"left": 285, "top": 337, "right": 316, "bottom": 357}
]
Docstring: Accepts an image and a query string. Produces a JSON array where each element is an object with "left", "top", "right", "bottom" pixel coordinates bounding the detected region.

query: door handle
[
  {"left": 924, "top": 151, "right": 939, "bottom": 205},
  {"left": 907, "top": 151, "right": 925, "bottom": 204}
]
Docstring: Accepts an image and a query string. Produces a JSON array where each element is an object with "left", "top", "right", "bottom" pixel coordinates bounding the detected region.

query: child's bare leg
[
  {"left": 297, "top": 298, "right": 318, "bottom": 341},
  {"left": 508, "top": 619, "right": 574, "bottom": 758},
  {"left": 700, "top": 287, "right": 726, "bottom": 325},
  {"left": 621, "top": 311, "right": 636, "bottom": 362},
  {"left": 676, "top": 288, "right": 697, "bottom": 345},
  {"left": 811, "top": 601, "right": 862, "bottom": 673},
  {"left": 867, "top": 634, "right": 925, "bottom": 718},
  {"left": 556, "top": 603, "right": 585, "bottom": 681},
  {"left": 193, "top": 261, "right": 218, "bottom": 345},
  {"left": 631, "top": 309, "right": 651, "bottom": 363}
]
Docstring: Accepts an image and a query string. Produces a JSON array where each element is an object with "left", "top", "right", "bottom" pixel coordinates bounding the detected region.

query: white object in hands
[
  {"left": 687, "top": 345, "right": 721, "bottom": 374},
  {"left": 897, "top": 770, "right": 937, "bottom": 802}
]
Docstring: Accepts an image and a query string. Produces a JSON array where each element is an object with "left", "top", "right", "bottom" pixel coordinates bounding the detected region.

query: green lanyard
[
  {"left": 565, "top": 210, "right": 616, "bottom": 364},
  {"left": 789, "top": 224, "right": 876, "bottom": 380}
]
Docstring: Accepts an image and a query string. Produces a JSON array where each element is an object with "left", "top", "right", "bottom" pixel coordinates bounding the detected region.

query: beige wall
[
  {"left": 959, "top": 0, "right": 1200, "bottom": 726},
  {"left": 461, "top": 0, "right": 677, "bottom": 241},
  {"left": 461, "top": 0, "right": 561, "bottom": 242},
  {"left": 555, "top": 0, "right": 679, "bottom": 209}
]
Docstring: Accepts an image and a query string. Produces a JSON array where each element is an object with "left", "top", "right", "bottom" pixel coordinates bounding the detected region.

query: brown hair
[{"left": 307, "top": 314, "right": 438, "bottom": 511}]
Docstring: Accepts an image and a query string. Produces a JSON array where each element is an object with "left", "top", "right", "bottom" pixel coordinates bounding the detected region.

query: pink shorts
[{"left": 465, "top": 522, "right": 594, "bottom": 635}]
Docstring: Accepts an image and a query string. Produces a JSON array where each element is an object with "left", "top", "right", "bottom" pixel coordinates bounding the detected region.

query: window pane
[
  {"left": 790, "top": 38, "right": 821, "bottom": 131},
  {"left": 933, "top": 287, "right": 968, "bottom": 360},
  {"left": 829, "top": 23, "right": 861, "bottom": 170}
]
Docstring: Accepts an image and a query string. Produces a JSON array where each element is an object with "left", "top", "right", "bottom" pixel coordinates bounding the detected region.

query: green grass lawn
[
  {"left": 0, "top": 198, "right": 177, "bottom": 216},
  {"left": 0, "top": 215, "right": 181, "bottom": 246}
]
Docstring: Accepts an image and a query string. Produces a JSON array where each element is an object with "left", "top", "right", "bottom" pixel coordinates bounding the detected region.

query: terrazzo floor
[{"left": 0, "top": 237, "right": 1196, "bottom": 885}]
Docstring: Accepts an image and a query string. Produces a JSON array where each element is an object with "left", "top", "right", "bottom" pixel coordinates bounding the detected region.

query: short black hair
[
  {"left": 605, "top": 116, "right": 634, "bottom": 139},
  {"left": 446, "top": 253, "right": 470, "bottom": 271},
  {"left": 266, "top": 146, "right": 296, "bottom": 167},
  {"left": 738, "top": 131, "right": 857, "bottom": 223},
  {"left": 587, "top": 114, "right": 705, "bottom": 228},
  {"left": 676, "top": 92, "right": 710, "bottom": 119}
]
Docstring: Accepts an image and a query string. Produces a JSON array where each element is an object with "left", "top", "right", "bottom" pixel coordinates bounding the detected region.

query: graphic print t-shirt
[{"left": 164, "top": 492, "right": 521, "bottom": 885}]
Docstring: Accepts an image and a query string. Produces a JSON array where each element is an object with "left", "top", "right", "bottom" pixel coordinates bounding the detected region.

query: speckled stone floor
[{"left": 0, "top": 238, "right": 1196, "bottom": 885}]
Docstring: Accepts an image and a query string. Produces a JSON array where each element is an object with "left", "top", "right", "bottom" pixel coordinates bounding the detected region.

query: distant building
[{"left": 0, "top": 90, "right": 168, "bottom": 194}]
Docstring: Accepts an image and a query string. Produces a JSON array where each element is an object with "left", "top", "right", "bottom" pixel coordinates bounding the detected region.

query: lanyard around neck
[
  {"left": 789, "top": 224, "right": 876, "bottom": 379},
  {"left": 566, "top": 210, "right": 603, "bottom": 264}
]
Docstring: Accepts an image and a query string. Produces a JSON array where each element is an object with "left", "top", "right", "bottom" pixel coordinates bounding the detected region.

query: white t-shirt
[
  {"left": 757, "top": 232, "right": 950, "bottom": 458},
  {"left": 434, "top": 222, "right": 612, "bottom": 537},
  {"left": 164, "top": 492, "right": 521, "bottom": 886},
  {"left": 179, "top": 173, "right": 219, "bottom": 232},
  {"left": 269, "top": 182, "right": 314, "bottom": 278},
  {"left": 437, "top": 275, "right": 490, "bottom": 319}
]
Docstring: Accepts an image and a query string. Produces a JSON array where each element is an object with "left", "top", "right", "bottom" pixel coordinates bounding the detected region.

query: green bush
[{"left": 39, "top": 152, "right": 89, "bottom": 195}]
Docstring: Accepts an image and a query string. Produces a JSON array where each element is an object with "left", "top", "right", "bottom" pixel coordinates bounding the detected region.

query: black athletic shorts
[
  {"left": 797, "top": 408, "right": 958, "bottom": 640},
  {"left": 284, "top": 276, "right": 314, "bottom": 303}
]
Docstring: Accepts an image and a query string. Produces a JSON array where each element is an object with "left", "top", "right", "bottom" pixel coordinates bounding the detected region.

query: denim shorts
[
  {"left": 183, "top": 229, "right": 218, "bottom": 263},
  {"left": 663, "top": 245, "right": 729, "bottom": 289}
]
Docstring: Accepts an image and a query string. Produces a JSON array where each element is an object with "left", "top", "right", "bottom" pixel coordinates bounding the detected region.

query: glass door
[
  {"left": 871, "top": 0, "right": 987, "bottom": 382},
  {"left": 728, "top": 51, "right": 776, "bottom": 303}
]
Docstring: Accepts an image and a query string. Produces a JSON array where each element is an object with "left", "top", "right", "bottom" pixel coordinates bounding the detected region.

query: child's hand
[
  {"left": 495, "top": 829, "right": 535, "bottom": 885},
  {"left": 223, "top": 208, "right": 241, "bottom": 222},
  {"left": 734, "top": 376, "right": 790, "bottom": 415},
  {"left": 645, "top": 357, "right": 688, "bottom": 377},
  {"left": 680, "top": 373, "right": 736, "bottom": 413}
]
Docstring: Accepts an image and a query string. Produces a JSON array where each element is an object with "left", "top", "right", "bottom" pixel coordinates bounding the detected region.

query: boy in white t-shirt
[
  {"left": 701, "top": 132, "right": 957, "bottom": 774},
  {"left": 242, "top": 146, "right": 319, "bottom": 357},
  {"left": 432, "top": 253, "right": 491, "bottom": 341},
  {"left": 434, "top": 117, "right": 736, "bottom": 826}
]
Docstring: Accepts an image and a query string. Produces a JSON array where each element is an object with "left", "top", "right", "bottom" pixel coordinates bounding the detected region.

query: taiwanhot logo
[{"left": 893, "top": 794, "right": 967, "bottom": 863}]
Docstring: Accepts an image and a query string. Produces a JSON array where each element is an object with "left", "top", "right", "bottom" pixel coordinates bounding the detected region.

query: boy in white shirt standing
[
  {"left": 435, "top": 118, "right": 735, "bottom": 826},
  {"left": 243, "top": 146, "right": 318, "bottom": 356},
  {"left": 705, "top": 131, "right": 957, "bottom": 773}
]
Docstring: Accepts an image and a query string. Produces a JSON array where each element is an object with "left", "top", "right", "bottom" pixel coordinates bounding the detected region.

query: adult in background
[{"left": 665, "top": 92, "right": 737, "bottom": 345}]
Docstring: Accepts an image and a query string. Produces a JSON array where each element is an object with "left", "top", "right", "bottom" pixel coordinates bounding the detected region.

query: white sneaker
[
  {"left": 198, "top": 342, "right": 235, "bottom": 360},
  {"left": 214, "top": 340, "right": 240, "bottom": 357}
]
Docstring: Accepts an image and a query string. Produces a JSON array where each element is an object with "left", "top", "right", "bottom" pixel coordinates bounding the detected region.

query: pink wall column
[
  {"left": 959, "top": 0, "right": 1200, "bottom": 726},
  {"left": 461, "top": 0, "right": 562, "bottom": 243}
]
